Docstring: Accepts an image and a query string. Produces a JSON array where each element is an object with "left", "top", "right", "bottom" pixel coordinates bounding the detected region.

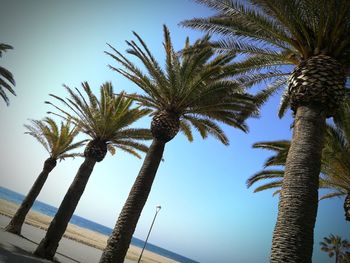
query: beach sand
[{"left": 0, "top": 199, "right": 178, "bottom": 263}]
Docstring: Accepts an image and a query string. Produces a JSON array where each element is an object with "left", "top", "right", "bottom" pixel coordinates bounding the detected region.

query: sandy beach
[{"left": 0, "top": 199, "right": 178, "bottom": 263}]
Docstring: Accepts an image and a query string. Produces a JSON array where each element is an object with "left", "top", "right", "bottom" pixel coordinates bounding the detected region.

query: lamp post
[{"left": 137, "top": 205, "right": 161, "bottom": 263}]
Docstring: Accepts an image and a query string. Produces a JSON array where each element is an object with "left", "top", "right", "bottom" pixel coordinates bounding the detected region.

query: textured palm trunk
[
  {"left": 270, "top": 105, "right": 326, "bottom": 263},
  {"left": 5, "top": 158, "right": 56, "bottom": 235},
  {"left": 99, "top": 139, "right": 165, "bottom": 263},
  {"left": 34, "top": 157, "right": 97, "bottom": 260},
  {"left": 344, "top": 193, "right": 350, "bottom": 222}
]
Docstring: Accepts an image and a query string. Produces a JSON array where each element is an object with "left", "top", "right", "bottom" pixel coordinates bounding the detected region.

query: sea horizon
[{"left": 0, "top": 186, "right": 199, "bottom": 263}]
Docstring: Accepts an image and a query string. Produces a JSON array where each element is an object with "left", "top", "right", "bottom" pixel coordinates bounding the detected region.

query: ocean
[{"left": 0, "top": 186, "right": 199, "bottom": 263}]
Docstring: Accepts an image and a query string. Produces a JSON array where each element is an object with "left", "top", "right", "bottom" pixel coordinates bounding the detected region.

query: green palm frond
[
  {"left": 334, "top": 97, "right": 350, "bottom": 140},
  {"left": 319, "top": 191, "right": 346, "bottom": 201},
  {"left": 0, "top": 43, "right": 15, "bottom": 105},
  {"left": 106, "top": 25, "right": 262, "bottom": 145},
  {"left": 116, "top": 145, "right": 143, "bottom": 159},
  {"left": 46, "top": 82, "right": 152, "bottom": 159},
  {"left": 253, "top": 181, "right": 282, "bottom": 193},
  {"left": 112, "top": 140, "right": 149, "bottom": 154},
  {"left": 24, "top": 117, "right": 84, "bottom": 160},
  {"left": 278, "top": 88, "right": 291, "bottom": 118},
  {"left": 253, "top": 140, "right": 290, "bottom": 166},
  {"left": 247, "top": 169, "right": 284, "bottom": 188},
  {"left": 179, "top": 119, "right": 194, "bottom": 142},
  {"left": 0, "top": 44, "right": 13, "bottom": 57},
  {"left": 58, "top": 153, "right": 83, "bottom": 161},
  {"left": 107, "top": 144, "right": 116, "bottom": 155},
  {"left": 184, "top": 115, "right": 229, "bottom": 145}
]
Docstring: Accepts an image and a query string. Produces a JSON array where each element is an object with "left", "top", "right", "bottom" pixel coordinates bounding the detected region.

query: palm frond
[
  {"left": 319, "top": 191, "right": 346, "bottom": 201},
  {"left": 179, "top": 119, "right": 194, "bottom": 142},
  {"left": 0, "top": 43, "right": 16, "bottom": 105},
  {"left": 247, "top": 169, "right": 284, "bottom": 188},
  {"left": 253, "top": 181, "right": 282, "bottom": 193}
]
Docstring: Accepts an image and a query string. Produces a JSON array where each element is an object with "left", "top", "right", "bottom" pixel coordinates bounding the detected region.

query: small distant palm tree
[
  {"left": 0, "top": 43, "right": 16, "bottom": 105},
  {"left": 248, "top": 99, "right": 350, "bottom": 221},
  {"left": 320, "top": 234, "right": 350, "bottom": 263},
  {"left": 99, "top": 25, "right": 261, "bottom": 263},
  {"left": 34, "top": 82, "right": 151, "bottom": 260},
  {"left": 5, "top": 118, "right": 84, "bottom": 235}
]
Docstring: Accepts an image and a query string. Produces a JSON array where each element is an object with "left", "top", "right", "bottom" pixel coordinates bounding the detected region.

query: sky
[{"left": 0, "top": 1, "right": 348, "bottom": 262}]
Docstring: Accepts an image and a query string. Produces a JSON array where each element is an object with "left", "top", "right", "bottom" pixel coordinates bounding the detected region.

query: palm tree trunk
[
  {"left": 99, "top": 139, "right": 165, "bottom": 263},
  {"left": 34, "top": 157, "right": 97, "bottom": 260},
  {"left": 5, "top": 158, "right": 56, "bottom": 235},
  {"left": 344, "top": 193, "right": 350, "bottom": 222},
  {"left": 270, "top": 105, "right": 326, "bottom": 263}
]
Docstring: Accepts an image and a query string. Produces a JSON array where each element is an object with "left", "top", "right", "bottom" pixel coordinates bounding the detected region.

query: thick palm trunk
[
  {"left": 270, "top": 105, "right": 326, "bottom": 263},
  {"left": 5, "top": 158, "right": 56, "bottom": 235},
  {"left": 344, "top": 193, "right": 350, "bottom": 222},
  {"left": 34, "top": 157, "right": 96, "bottom": 260},
  {"left": 99, "top": 139, "right": 165, "bottom": 263}
]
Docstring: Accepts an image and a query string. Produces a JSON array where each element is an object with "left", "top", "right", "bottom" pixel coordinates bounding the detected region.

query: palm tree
[
  {"left": 34, "top": 82, "right": 151, "bottom": 260},
  {"left": 320, "top": 234, "right": 350, "bottom": 263},
  {"left": 248, "top": 99, "right": 350, "bottom": 221},
  {"left": 182, "top": 1, "right": 350, "bottom": 261},
  {"left": 99, "top": 25, "right": 260, "bottom": 263},
  {"left": 5, "top": 118, "right": 83, "bottom": 235},
  {"left": 0, "top": 43, "right": 16, "bottom": 105}
]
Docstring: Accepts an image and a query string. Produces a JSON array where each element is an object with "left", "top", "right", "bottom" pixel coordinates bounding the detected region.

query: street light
[{"left": 137, "top": 205, "right": 162, "bottom": 263}]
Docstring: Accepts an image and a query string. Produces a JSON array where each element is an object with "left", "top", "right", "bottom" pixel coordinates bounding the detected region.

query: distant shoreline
[{"left": 0, "top": 198, "right": 178, "bottom": 263}]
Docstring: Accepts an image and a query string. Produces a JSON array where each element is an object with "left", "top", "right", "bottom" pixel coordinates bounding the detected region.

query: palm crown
[
  {"left": 46, "top": 81, "right": 152, "bottom": 159},
  {"left": 181, "top": 0, "right": 350, "bottom": 116},
  {"left": 0, "top": 43, "right": 16, "bottom": 105},
  {"left": 106, "top": 25, "right": 259, "bottom": 145},
  {"left": 25, "top": 117, "right": 84, "bottom": 161}
]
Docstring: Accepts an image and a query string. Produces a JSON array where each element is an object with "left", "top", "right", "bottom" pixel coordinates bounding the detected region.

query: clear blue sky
[{"left": 0, "top": 1, "right": 348, "bottom": 262}]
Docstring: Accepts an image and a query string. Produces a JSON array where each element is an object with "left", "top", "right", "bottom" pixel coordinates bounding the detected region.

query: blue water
[{"left": 0, "top": 186, "right": 199, "bottom": 263}]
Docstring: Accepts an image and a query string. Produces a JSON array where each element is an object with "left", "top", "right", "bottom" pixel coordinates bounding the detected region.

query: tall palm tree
[
  {"left": 34, "top": 82, "right": 151, "bottom": 260},
  {"left": 182, "top": 1, "right": 350, "bottom": 261},
  {"left": 320, "top": 234, "right": 350, "bottom": 263},
  {"left": 5, "top": 118, "right": 84, "bottom": 235},
  {"left": 248, "top": 99, "right": 350, "bottom": 221},
  {"left": 99, "top": 25, "right": 260, "bottom": 263},
  {"left": 0, "top": 43, "right": 16, "bottom": 105}
]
